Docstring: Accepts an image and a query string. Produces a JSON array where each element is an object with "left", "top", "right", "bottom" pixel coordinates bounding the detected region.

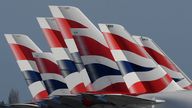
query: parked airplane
[
  {"left": 132, "top": 35, "right": 192, "bottom": 90},
  {"left": 4, "top": 5, "right": 192, "bottom": 108},
  {"left": 5, "top": 34, "right": 49, "bottom": 101}
]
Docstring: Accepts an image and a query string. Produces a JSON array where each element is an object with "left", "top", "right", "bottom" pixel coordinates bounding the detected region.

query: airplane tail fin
[
  {"left": 98, "top": 24, "right": 182, "bottom": 94},
  {"left": 4, "top": 34, "right": 49, "bottom": 101},
  {"left": 133, "top": 36, "right": 192, "bottom": 90},
  {"left": 46, "top": 9, "right": 93, "bottom": 91},
  {"left": 36, "top": 17, "right": 87, "bottom": 93},
  {"left": 49, "top": 6, "right": 130, "bottom": 94},
  {"left": 33, "top": 52, "right": 70, "bottom": 96}
]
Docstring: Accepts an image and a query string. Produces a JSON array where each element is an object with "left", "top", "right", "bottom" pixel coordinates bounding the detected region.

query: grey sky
[{"left": 0, "top": 0, "right": 192, "bottom": 102}]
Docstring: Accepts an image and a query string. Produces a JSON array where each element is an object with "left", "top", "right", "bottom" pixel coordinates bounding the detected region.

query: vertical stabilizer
[
  {"left": 33, "top": 52, "right": 70, "bottom": 96},
  {"left": 5, "top": 34, "right": 49, "bottom": 101},
  {"left": 133, "top": 36, "right": 192, "bottom": 90}
]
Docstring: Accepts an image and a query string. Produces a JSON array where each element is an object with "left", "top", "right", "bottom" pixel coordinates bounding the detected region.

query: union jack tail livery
[
  {"left": 33, "top": 52, "right": 70, "bottom": 96},
  {"left": 4, "top": 5, "right": 192, "bottom": 108},
  {"left": 37, "top": 17, "right": 87, "bottom": 93},
  {"left": 98, "top": 24, "right": 182, "bottom": 94},
  {"left": 48, "top": 8, "right": 92, "bottom": 91},
  {"left": 5, "top": 34, "right": 49, "bottom": 101},
  {"left": 133, "top": 36, "right": 192, "bottom": 90},
  {"left": 49, "top": 6, "right": 130, "bottom": 94}
]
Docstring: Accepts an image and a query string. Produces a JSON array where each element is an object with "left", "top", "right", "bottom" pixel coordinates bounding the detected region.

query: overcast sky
[{"left": 0, "top": 0, "right": 192, "bottom": 102}]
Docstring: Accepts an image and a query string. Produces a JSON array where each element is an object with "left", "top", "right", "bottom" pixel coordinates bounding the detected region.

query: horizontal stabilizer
[{"left": 9, "top": 103, "right": 39, "bottom": 108}]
